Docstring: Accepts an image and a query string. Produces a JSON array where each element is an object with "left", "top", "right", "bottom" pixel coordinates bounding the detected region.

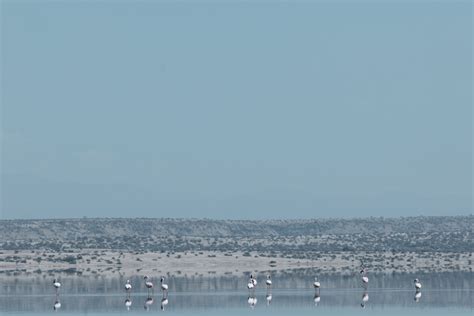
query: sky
[{"left": 0, "top": 0, "right": 472, "bottom": 220}]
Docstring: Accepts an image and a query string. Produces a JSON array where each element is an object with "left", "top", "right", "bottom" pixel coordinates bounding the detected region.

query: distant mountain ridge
[
  {"left": 1, "top": 216, "right": 471, "bottom": 253},
  {"left": 1, "top": 215, "right": 471, "bottom": 238}
]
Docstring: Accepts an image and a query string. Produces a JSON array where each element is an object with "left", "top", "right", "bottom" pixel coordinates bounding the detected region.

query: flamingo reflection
[
  {"left": 360, "top": 291, "right": 369, "bottom": 308},
  {"left": 53, "top": 297, "right": 61, "bottom": 311},
  {"left": 266, "top": 293, "right": 272, "bottom": 306},
  {"left": 125, "top": 298, "right": 132, "bottom": 310},
  {"left": 414, "top": 290, "right": 422, "bottom": 302},
  {"left": 314, "top": 292, "right": 321, "bottom": 306},
  {"left": 144, "top": 296, "right": 154, "bottom": 310},
  {"left": 247, "top": 295, "right": 258, "bottom": 309},
  {"left": 161, "top": 297, "right": 169, "bottom": 311}
]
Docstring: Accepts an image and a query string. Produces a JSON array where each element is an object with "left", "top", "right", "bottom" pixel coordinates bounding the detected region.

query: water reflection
[
  {"left": 53, "top": 297, "right": 61, "bottom": 311},
  {"left": 360, "top": 291, "right": 369, "bottom": 308},
  {"left": 124, "top": 297, "right": 132, "bottom": 310},
  {"left": 144, "top": 296, "right": 154, "bottom": 310},
  {"left": 266, "top": 293, "right": 272, "bottom": 306},
  {"left": 265, "top": 282, "right": 273, "bottom": 306},
  {"left": 0, "top": 271, "right": 471, "bottom": 313},
  {"left": 313, "top": 292, "right": 320, "bottom": 306},
  {"left": 247, "top": 295, "right": 257, "bottom": 309},
  {"left": 160, "top": 297, "right": 169, "bottom": 311},
  {"left": 414, "top": 290, "right": 422, "bottom": 303}
]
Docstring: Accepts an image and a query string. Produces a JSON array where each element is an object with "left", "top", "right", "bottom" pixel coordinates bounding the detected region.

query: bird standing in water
[
  {"left": 124, "top": 279, "right": 132, "bottom": 295},
  {"left": 313, "top": 277, "right": 321, "bottom": 289},
  {"left": 360, "top": 269, "right": 369, "bottom": 288},
  {"left": 266, "top": 275, "right": 272, "bottom": 288},
  {"left": 414, "top": 278, "right": 422, "bottom": 290},
  {"left": 160, "top": 277, "right": 169, "bottom": 297},
  {"left": 144, "top": 276, "right": 154, "bottom": 295},
  {"left": 53, "top": 279, "right": 61, "bottom": 294}
]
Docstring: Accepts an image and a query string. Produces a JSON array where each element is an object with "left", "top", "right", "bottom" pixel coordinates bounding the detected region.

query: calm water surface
[{"left": 1, "top": 271, "right": 472, "bottom": 315}]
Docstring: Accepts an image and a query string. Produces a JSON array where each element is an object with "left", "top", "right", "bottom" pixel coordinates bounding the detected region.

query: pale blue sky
[{"left": 1, "top": 1, "right": 472, "bottom": 219}]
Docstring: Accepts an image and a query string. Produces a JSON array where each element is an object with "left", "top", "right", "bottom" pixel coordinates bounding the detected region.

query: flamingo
[
  {"left": 249, "top": 274, "right": 257, "bottom": 295},
  {"left": 144, "top": 276, "right": 154, "bottom": 295},
  {"left": 266, "top": 274, "right": 272, "bottom": 288},
  {"left": 247, "top": 277, "right": 255, "bottom": 293},
  {"left": 53, "top": 279, "right": 61, "bottom": 294},
  {"left": 360, "top": 269, "right": 369, "bottom": 288},
  {"left": 125, "top": 279, "right": 132, "bottom": 294},
  {"left": 160, "top": 277, "right": 169, "bottom": 296},
  {"left": 313, "top": 277, "right": 321, "bottom": 289},
  {"left": 251, "top": 274, "right": 257, "bottom": 287},
  {"left": 414, "top": 278, "right": 422, "bottom": 290}
]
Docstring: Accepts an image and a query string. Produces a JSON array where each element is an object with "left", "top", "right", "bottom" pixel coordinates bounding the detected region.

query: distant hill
[{"left": 0, "top": 216, "right": 471, "bottom": 253}]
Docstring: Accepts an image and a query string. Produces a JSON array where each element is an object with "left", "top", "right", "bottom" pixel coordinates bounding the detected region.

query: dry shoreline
[{"left": 0, "top": 250, "right": 471, "bottom": 277}]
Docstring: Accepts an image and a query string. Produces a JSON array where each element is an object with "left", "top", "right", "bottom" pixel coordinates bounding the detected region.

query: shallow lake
[{"left": 1, "top": 271, "right": 472, "bottom": 315}]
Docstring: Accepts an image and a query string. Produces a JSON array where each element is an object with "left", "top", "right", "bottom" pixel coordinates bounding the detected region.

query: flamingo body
[
  {"left": 160, "top": 277, "right": 169, "bottom": 294},
  {"left": 414, "top": 279, "right": 422, "bottom": 290},
  {"left": 266, "top": 275, "right": 272, "bottom": 287},
  {"left": 53, "top": 280, "right": 61, "bottom": 290},
  {"left": 313, "top": 277, "right": 321, "bottom": 288},
  {"left": 125, "top": 280, "right": 132, "bottom": 291}
]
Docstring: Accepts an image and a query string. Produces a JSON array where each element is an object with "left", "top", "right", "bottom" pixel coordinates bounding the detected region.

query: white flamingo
[
  {"left": 125, "top": 279, "right": 132, "bottom": 294},
  {"left": 53, "top": 279, "right": 61, "bottom": 294},
  {"left": 160, "top": 277, "right": 169, "bottom": 296},
  {"left": 414, "top": 278, "right": 422, "bottom": 290},
  {"left": 360, "top": 269, "right": 369, "bottom": 288},
  {"left": 144, "top": 276, "right": 154, "bottom": 295},
  {"left": 247, "top": 277, "right": 255, "bottom": 293},
  {"left": 251, "top": 274, "right": 257, "bottom": 287},
  {"left": 313, "top": 277, "right": 321, "bottom": 289},
  {"left": 266, "top": 274, "right": 272, "bottom": 288}
]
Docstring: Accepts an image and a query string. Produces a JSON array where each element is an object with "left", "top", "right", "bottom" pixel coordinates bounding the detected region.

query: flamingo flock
[{"left": 49, "top": 272, "right": 425, "bottom": 310}]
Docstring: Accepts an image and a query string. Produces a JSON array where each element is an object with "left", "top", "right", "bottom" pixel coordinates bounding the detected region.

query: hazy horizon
[
  {"left": 0, "top": 213, "right": 470, "bottom": 222},
  {"left": 1, "top": 1, "right": 472, "bottom": 220}
]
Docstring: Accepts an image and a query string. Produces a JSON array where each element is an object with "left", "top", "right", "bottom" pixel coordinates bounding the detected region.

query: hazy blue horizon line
[{"left": 1, "top": 214, "right": 471, "bottom": 222}]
